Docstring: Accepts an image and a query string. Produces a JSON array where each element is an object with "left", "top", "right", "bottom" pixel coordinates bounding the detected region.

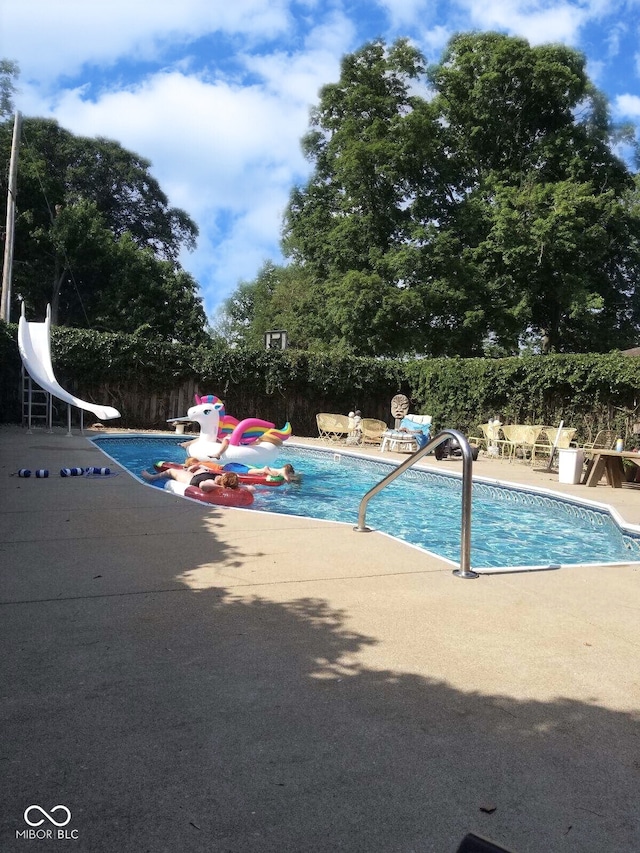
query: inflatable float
[
  {"left": 168, "top": 394, "right": 291, "bottom": 467},
  {"left": 163, "top": 479, "right": 254, "bottom": 507},
  {"left": 154, "top": 460, "right": 286, "bottom": 487}
]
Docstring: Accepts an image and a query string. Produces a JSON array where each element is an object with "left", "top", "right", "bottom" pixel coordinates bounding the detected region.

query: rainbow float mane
[{"left": 194, "top": 394, "right": 291, "bottom": 446}]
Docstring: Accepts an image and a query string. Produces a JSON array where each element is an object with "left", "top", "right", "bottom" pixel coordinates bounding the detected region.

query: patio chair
[
  {"left": 580, "top": 429, "right": 617, "bottom": 456},
  {"left": 478, "top": 422, "right": 508, "bottom": 457},
  {"left": 361, "top": 418, "right": 388, "bottom": 445},
  {"left": 316, "top": 413, "right": 351, "bottom": 442},
  {"left": 380, "top": 415, "right": 432, "bottom": 453},
  {"left": 530, "top": 426, "right": 577, "bottom": 466},
  {"left": 501, "top": 424, "right": 544, "bottom": 462}
]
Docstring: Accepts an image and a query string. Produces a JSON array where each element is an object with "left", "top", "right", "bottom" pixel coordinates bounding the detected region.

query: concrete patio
[{"left": 1, "top": 424, "right": 639, "bottom": 852}]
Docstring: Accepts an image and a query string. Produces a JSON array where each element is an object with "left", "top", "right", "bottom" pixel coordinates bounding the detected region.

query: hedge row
[{"left": 1, "top": 323, "right": 639, "bottom": 442}]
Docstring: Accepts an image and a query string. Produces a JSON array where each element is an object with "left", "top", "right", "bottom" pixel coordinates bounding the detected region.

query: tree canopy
[
  {"left": 219, "top": 33, "right": 640, "bottom": 356},
  {"left": 0, "top": 113, "right": 208, "bottom": 343}
]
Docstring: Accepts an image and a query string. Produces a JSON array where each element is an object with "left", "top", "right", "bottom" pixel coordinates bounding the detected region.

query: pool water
[{"left": 92, "top": 435, "right": 640, "bottom": 571}]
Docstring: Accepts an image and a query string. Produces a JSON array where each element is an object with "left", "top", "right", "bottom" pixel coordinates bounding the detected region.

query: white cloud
[
  {"left": 418, "top": 25, "right": 454, "bottom": 61},
  {"left": 614, "top": 93, "right": 640, "bottom": 118},
  {"left": 0, "top": 0, "right": 293, "bottom": 82},
  {"left": 243, "top": 10, "right": 354, "bottom": 102},
  {"left": 376, "top": 0, "right": 430, "bottom": 30},
  {"left": 33, "top": 69, "right": 315, "bottom": 312},
  {"left": 459, "top": 0, "right": 585, "bottom": 45}
]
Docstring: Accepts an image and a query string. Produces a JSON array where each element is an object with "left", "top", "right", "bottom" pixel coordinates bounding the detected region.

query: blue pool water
[{"left": 92, "top": 435, "right": 640, "bottom": 570}]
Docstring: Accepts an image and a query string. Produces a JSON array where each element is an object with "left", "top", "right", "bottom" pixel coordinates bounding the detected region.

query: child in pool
[
  {"left": 141, "top": 464, "right": 240, "bottom": 492},
  {"left": 246, "top": 463, "right": 300, "bottom": 483}
]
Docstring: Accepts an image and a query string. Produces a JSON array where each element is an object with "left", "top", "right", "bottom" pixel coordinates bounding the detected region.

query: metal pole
[
  {"left": 1, "top": 110, "right": 22, "bottom": 322},
  {"left": 354, "top": 429, "right": 478, "bottom": 578},
  {"left": 26, "top": 375, "right": 33, "bottom": 434}
]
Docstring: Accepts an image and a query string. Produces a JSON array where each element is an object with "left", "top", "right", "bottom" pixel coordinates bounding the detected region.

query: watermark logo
[
  {"left": 16, "top": 805, "right": 78, "bottom": 841},
  {"left": 24, "top": 805, "right": 72, "bottom": 827}
]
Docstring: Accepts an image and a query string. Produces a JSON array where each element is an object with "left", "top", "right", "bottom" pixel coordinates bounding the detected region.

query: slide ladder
[
  {"left": 17, "top": 303, "right": 121, "bottom": 433},
  {"left": 21, "top": 366, "right": 53, "bottom": 430}
]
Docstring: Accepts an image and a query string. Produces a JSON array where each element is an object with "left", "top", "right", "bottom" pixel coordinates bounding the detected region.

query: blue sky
[{"left": 2, "top": 0, "right": 639, "bottom": 323}]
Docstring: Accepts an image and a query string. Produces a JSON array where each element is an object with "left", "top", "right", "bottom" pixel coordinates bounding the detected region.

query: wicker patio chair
[
  {"left": 478, "top": 422, "right": 508, "bottom": 457},
  {"left": 316, "top": 413, "right": 351, "bottom": 441},
  {"left": 361, "top": 418, "right": 388, "bottom": 445}
]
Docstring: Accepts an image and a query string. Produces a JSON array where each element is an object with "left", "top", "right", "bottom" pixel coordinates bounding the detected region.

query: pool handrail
[{"left": 354, "top": 429, "right": 478, "bottom": 579}]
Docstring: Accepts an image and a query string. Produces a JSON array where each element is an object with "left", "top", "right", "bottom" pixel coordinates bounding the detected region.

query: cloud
[
  {"left": 35, "top": 69, "right": 316, "bottom": 311},
  {"left": 1, "top": 0, "right": 293, "bottom": 82},
  {"left": 376, "top": 0, "right": 430, "bottom": 30},
  {"left": 614, "top": 94, "right": 640, "bottom": 119},
  {"left": 458, "top": 0, "right": 586, "bottom": 45},
  {"left": 12, "top": 9, "right": 355, "bottom": 316}
]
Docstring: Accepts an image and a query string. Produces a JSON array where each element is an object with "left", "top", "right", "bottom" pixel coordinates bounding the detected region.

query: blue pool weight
[
  {"left": 60, "top": 467, "right": 84, "bottom": 477},
  {"left": 18, "top": 468, "right": 32, "bottom": 478},
  {"left": 35, "top": 469, "right": 49, "bottom": 478},
  {"left": 86, "top": 466, "right": 111, "bottom": 476}
]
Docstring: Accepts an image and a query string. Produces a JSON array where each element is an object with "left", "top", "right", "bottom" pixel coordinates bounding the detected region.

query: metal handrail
[{"left": 354, "top": 429, "right": 478, "bottom": 579}]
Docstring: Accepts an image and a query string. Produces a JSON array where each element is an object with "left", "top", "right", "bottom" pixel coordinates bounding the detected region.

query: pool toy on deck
[
  {"left": 168, "top": 394, "right": 291, "bottom": 467},
  {"left": 154, "top": 460, "right": 286, "bottom": 487}
]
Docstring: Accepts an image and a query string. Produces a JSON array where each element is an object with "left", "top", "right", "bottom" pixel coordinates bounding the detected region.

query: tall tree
[
  {"left": 214, "top": 261, "right": 324, "bottom": 350},
  {"left": 0, "top": 116, "right": 207, "bottom": 341},
  {"left": 283, "top": 39, "right": 452, "bottom": 355},
  {"left": 429, "top": 32, "right": 640, "bottom": 353},
  {"left": 271, "top": 34, "right": 640, "bottom": 355}
]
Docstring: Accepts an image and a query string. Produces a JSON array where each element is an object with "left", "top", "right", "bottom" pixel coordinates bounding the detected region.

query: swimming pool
[{"left": 92, "top": 435, "right": 640, "bottom": 572}]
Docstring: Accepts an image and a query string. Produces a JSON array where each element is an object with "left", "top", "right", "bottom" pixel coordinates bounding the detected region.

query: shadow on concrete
[{"left": 2, "top": 578, "right": 639, "bottom": 853}]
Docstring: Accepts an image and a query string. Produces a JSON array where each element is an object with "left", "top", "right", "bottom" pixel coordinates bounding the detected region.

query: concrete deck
[{"left": 1, "top": 425, "right": 639, "bottom": 853}]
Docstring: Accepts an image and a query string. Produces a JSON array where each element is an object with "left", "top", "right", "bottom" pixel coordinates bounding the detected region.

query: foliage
[
  {"left": 0, "top": 115, "right": 208, "bottom": 342},
  {"left": 0, "top": 59, "right": 18, "bottom": 118},
  {"left": 49, "top": 325, "right": 199, "bottom": 387},
  {"left": 405, "top": 351, "right": 640, "bottom": 440},
  {"left": 222, "top": 33, "right": 640, "bottom": 357},
  {"left": 3, "top": 321, "right": 640, "bottom": 441}
]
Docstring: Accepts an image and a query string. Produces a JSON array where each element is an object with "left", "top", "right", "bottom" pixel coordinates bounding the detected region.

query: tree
[
  {"left": 428, "top": 32, "right": 640, "bottom": 353},
  {"left": 282, "top": 39, "right": 450, "bottom": 355},
  {"left": 0, "top": 59, "right": 18, "bottom": 118},
  {"left": 0, "top": 115, "right": 207, "bottom": 342},
  {"left": 249, "top": 34, "right": 640, "bottom": 356},
  {"left": 214, "top": 261, "right": 325, "bottom": 350}
]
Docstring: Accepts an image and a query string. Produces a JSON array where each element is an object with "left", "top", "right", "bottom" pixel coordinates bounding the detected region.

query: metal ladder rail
[
  {"left": 354, "top": 429, "right": 478, "bottom": 579},
  {"left": 21, "top": 366, "right": 53, "bottom": 433}
]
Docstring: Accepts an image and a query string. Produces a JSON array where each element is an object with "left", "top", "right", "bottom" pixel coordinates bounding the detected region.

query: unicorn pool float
[{"left": 156, "top": 394, "right": 292, "bottom": 507}]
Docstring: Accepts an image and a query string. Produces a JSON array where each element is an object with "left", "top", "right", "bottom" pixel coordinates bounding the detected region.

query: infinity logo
[{"left": 24, "top": 805, "right": 72, "bottom": 827}]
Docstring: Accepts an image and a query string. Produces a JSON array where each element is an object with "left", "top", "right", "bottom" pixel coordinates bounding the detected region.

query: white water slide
[{"left": 18, "top": 303, "right": 121, "bottom": 429}]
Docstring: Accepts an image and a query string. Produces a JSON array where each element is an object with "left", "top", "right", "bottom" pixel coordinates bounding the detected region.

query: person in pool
[
  {"left": 246, "top": 463, "right": 300, "bottom": 483},
  {"left": 141, "top": 464, "right": 240, "bottom": 492}
]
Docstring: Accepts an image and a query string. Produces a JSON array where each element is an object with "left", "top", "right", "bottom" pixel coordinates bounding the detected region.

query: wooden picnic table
[{"left": 583, "top": 449, "right": 640, "bottom": 488}]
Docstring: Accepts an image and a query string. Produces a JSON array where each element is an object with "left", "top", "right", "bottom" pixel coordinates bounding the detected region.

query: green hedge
[
  {"left": 2, "top": 323, "right": 640, "bottom": 441},
  {"left": 405, "top": 353, "right": 640, "bottom": 441}
]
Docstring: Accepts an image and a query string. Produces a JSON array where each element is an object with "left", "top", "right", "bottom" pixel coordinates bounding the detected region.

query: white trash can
[{"left": 558, "top": 448, "right": 584, "bottom": 484}]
